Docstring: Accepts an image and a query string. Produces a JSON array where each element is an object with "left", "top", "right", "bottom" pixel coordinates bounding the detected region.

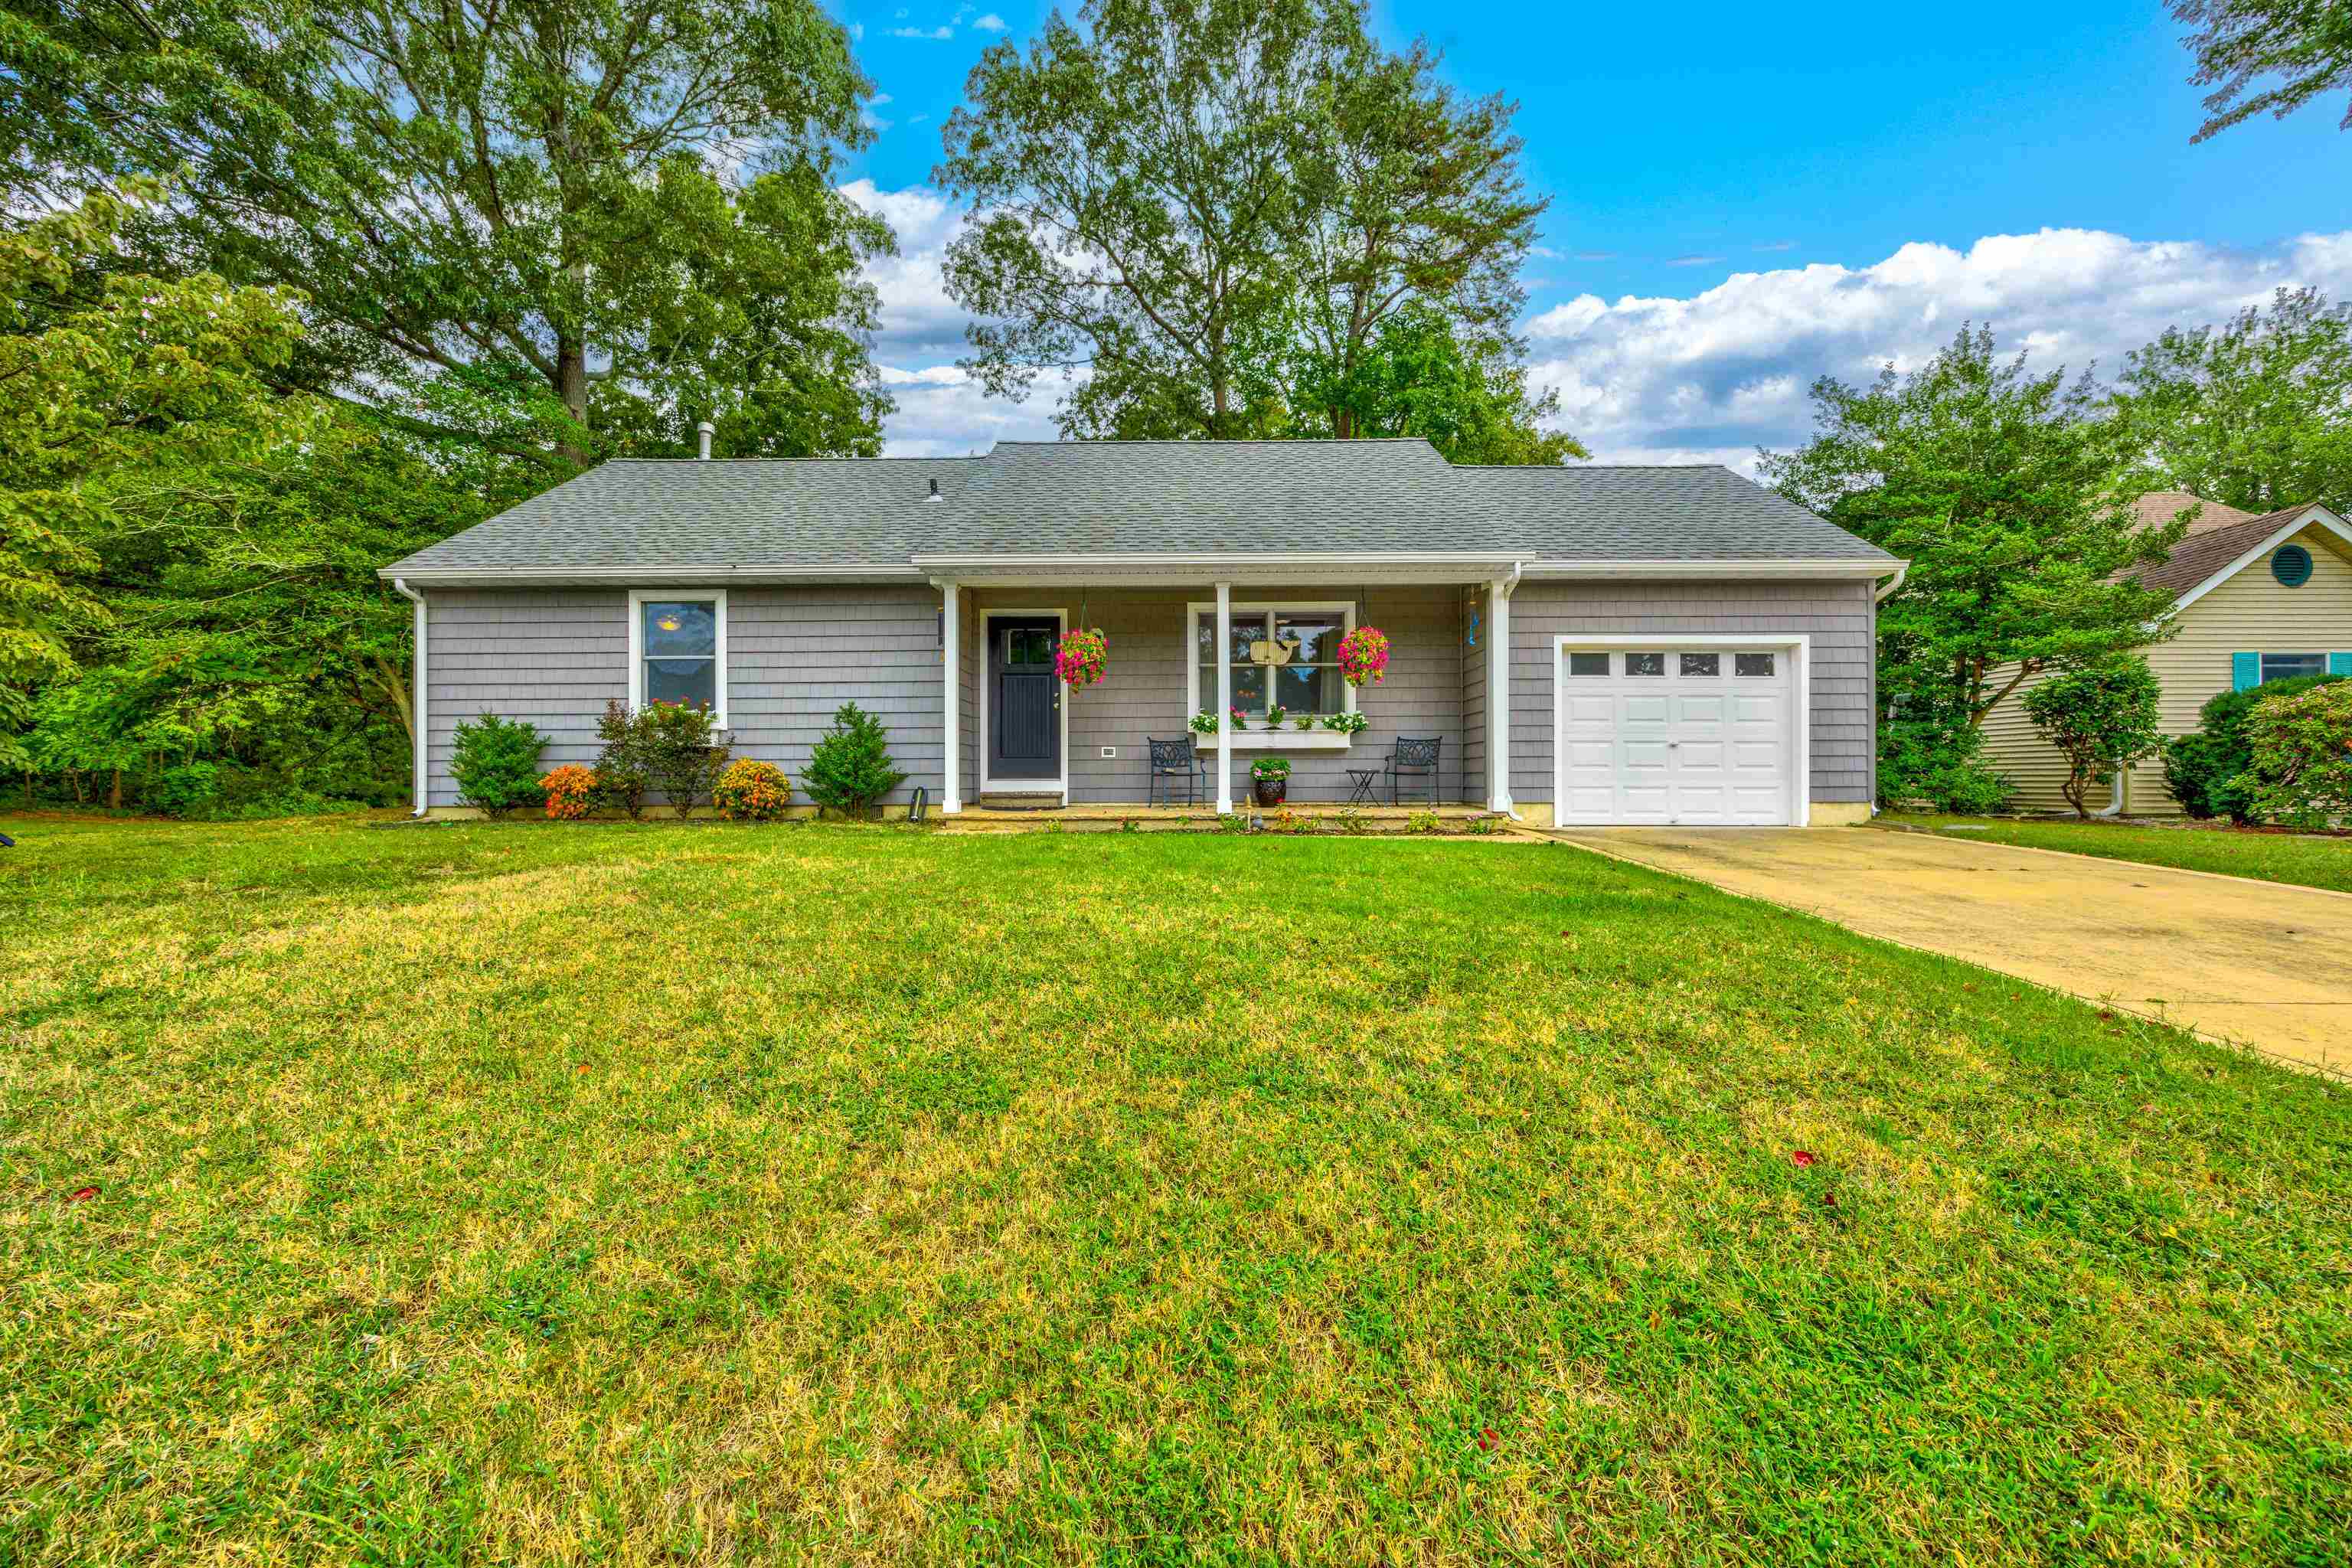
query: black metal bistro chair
[
  {"left": 1145, "top": 736, "right": 1212, "bottom": 807},
  {"left": 1385, "top": 735, "right": 1443, "bottom": 807}
]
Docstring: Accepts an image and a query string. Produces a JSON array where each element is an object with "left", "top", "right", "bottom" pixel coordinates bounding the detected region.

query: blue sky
[{"left": 828, "top": 2, "right": 2352, "bottom": 462}]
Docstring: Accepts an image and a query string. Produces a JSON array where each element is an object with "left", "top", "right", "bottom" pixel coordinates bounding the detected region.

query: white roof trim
[{"left": 2169, "top": 505, "right": 2352, "bottom": 615}]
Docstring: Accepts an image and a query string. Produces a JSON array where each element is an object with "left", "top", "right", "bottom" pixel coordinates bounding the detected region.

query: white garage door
[{"left": 1556, "top": 645, "right": 1798, "bottom": 825}]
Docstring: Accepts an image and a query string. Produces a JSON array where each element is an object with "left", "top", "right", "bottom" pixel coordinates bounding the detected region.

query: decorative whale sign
[{"left": 1249, "top": 639, "right": 1300, "bottom": 665}]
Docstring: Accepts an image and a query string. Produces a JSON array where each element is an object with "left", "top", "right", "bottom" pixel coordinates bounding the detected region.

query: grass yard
[
  {"left": 1876, "top": 812, "right": 2352, "bottom": 895},
  {"left": 3, "top": 813, "right": 2349, "bottom": 1566}
]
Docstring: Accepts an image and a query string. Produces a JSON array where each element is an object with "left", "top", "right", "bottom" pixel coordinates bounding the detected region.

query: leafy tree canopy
[
  {"left": 1246, "top": 302, "right": 1585, "bottom": 464},
  {"left": 5, "top": 0, "right": 895, "bottom": 465},
  {"left": 0, "top": 181, "right": 310, "bottom": 769},
  {"left": 937, "top": 0, "right": 1563, "bottom": 456},
  {"left": 2171, "top": 0, "right": 2352, "bottom": 142},
  {"left": 1759, "top": 324, "right": 2180, "bottom": 730},
  {"left": 2111, "top": 286, "right": 2352, "bottom": 515}
]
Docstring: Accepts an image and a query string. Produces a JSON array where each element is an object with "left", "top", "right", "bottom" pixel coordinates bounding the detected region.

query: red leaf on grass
[
  {"left": 1477, "top": 1428, "right": 1499, "bottom": 1452},
  {"left": 1790, "top": 1150, "right": 1818, "bottom": 1168},
  {"left": 67, "top": 1186, "right": 97, "bottom": 1202},
  {"left": 1818, "top": 1190, "right": 1838, "bottom": 1210}
]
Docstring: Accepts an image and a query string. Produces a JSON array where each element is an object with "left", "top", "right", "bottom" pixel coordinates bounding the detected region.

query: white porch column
[
  {"left": 936, "top": 579, "right": 962, "bottom": 813},
  {"left": 1215, "top": 580, "right": 1233, "bottom": 814},
  {"left": 1487, "top": 570, "right": 1519, "bottom": 814}
]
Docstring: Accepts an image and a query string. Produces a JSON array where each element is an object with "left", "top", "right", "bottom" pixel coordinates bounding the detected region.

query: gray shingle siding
[
  {"left": 1508, "top": 580, "right": 1877, "bottom": 807},
  {"left": 423, "top": 584, "right": 944, "bottom": 808}
]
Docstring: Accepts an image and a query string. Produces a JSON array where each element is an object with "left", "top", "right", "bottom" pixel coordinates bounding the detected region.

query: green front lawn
[
  {"left": 1877, "top": 812, "right": 2352, "bottom": 895},
  {"left": 4, "top": 814, "right": 2348, "bottom": 1564}
]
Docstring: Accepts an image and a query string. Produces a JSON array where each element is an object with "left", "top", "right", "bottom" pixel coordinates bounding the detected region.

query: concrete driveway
[{"left": 1549, "top": 827, "right": 2352, "bottom": 1077}]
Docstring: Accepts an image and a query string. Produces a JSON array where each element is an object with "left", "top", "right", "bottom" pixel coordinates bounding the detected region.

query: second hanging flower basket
[
  {"left": 1338, "top": 626, "right": 1390, "bottom": 686},
  {"left": 1056, "top": 626, "right": 1108, "bottom": 691}
]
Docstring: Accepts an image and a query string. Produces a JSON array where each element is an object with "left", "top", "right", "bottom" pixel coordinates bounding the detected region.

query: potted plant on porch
[{"left": 1250, "top": 755, "right": 1291, "bottom": 807}]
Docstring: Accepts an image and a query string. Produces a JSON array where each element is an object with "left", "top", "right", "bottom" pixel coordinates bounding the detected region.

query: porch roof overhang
[{"left": 912, "top": 554, "right": 1907, "bottom": 588}]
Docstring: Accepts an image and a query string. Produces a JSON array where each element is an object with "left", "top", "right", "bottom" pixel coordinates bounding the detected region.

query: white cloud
[
  {"left": 848, "top": 21, "right": 863, "bottom": 40},
  {"left": 890, "top": 24, "right": 954, "bottom": 39},
  {"left": 1526, "top": 227, "right": 2352, "bottom": 471},
  {"left": 974, "top": 11, "right": 1007, "bottom": 29},
  {"left": 843, "top": 179, "right": 1070, "bottom": 452}
]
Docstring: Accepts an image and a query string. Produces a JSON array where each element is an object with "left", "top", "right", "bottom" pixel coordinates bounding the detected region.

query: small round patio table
[{"left": 1344, "top": 768, "right": 1380, "bottom": 806}]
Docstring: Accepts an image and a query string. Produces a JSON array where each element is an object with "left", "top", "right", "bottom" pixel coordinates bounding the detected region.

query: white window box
[{"left": 1202, "top": 730, "right": 1354, "bottom": 751}]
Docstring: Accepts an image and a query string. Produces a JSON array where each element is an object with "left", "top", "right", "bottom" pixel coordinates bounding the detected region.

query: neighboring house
[
  {"left": 380, "top": 438, "right": 1903, "bottom": 826},
  {"left": 1979, "top": 491, "right": 2352, "bottom": 815}
]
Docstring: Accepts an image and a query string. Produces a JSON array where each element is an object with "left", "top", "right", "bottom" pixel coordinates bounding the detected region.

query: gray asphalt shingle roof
[{"left": 383, "top": 438, "right": 1895, "bottom": 577}]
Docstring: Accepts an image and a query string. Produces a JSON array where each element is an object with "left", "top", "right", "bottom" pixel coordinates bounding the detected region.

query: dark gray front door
[{"left": 989, "top": 617, "right": 1060, "bottom": 781}]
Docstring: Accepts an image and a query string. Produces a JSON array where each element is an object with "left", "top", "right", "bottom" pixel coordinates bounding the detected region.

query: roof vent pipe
[
  {"left": 927, "top": 477, "right": 942, "bottom": 501},
  {"left": 696, "top": 420, "right": 715, "bottom": 460}
]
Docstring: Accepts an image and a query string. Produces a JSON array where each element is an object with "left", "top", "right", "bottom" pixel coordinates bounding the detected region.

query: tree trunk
[
  {"left": 369, "top": 658, "right": 415, "bottom": 746},
  {"left": 557, "top": 332, "right": 590, "bottom": 467},
  {"left": 108, "top": 769, "right": 122, "bottom": 810}
]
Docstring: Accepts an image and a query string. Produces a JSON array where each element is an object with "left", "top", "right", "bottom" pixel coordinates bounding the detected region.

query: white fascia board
[
  {"left": 2169, "top": 508, "right": 2352, "bottom": 614},
  {"left": 377, "top": 564, "right": 924, "bottom": 586}
]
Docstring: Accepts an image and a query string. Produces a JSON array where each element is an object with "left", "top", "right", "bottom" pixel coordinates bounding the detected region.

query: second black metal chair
[
  {"left": 1386, "top": 735, "right": 1443, "bottom": 806},
  {"left": 1145, "top": 736, "right": 1210, "bottom": 807}
]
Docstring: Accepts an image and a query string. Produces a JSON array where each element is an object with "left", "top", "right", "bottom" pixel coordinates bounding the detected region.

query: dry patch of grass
[
  {"left": 2, "top": 813, "right": 2348, "bottom": 1564},
  {"left": 1878, "top": 812, "right": 2352, "bottom": 894}
]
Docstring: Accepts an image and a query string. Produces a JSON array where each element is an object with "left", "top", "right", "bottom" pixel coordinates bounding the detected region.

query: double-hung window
[
  {"left": 629, "top": 590, "right": 729, "bottom": 726},
  {"left": 1191, "top": 603, "right": 1356, "bottom": 717}
]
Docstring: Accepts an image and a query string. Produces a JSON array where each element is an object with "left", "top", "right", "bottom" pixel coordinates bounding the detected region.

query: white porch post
[
  {"left": 1215, "top": 580, "right": 1233, "bottom": 814},
  {"left": 1487, "top": 571, "right": 1518, "bottom": 814},
  {"left": 937, "top": 579, "right": 962, "bottom": 813}
]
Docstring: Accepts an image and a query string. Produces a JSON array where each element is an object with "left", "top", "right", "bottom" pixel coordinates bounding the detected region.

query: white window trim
[
  {"left": 1550, "top": 634, "right": 1811, "bottom": 828},
  {"left": 628, "top": 587, "right": 730, "bottom": 729},
  {"left": 1184, "top": 600, "right": 1359, "bottom": 743},
  {"left": 978, "top": 607, "right": 1069, "bottom": 800}
]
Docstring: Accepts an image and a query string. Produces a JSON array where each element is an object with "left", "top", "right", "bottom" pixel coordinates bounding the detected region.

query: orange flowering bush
[
  {"left": 712, "top": 759, "right": 792, "bottom": 822},
  {"left": 541, "top": 763, "right": 600, "bottom": 821}
]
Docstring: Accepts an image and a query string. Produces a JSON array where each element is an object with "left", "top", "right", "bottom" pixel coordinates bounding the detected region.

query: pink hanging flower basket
[
  {"left": 1338, "top": 626, "right": 1391, "bottom": 687},
  {"left": 1056, "top": 626, "right": 1108, "bottom": 691}
]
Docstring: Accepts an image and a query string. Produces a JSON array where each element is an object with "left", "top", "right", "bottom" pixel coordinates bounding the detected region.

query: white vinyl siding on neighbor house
[{"left": 1978, "top": 522, "right": 2352, "bottom": 815}]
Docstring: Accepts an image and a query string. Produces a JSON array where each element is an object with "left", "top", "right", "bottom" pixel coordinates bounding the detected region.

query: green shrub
[
  {"left": 801, "top": 702, "right": 906, "bottom": 818},
  {"left": 2021, "top": 657, "right": 2164, "bottom": 818},
  {"left": 593, "top": 700, "right": 651, "bottom": 819},
  {"left": 712, "top": 759, "right": 792, "bottom": 822},
  {"left": 2163, "top": 674, "right": 2343, "bottom": 822},
  {"left": 1878, "top": 712, "right": 2012, "bottom": 813},
  {"left": 149, "top": 763, "right": 220, "bottom": 819},
  {"left": 2239, "top": 681, "right": 2352, "bottom": 828},
  {"left": 449, "top": 715, "right": 548, "bottom": 817},
  {"left": 636, "top": 701, "right": 730, "bottom": 819}
]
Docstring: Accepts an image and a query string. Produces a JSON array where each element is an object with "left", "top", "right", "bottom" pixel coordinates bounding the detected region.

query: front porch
[{"left": 933, "top": 573, "right": 1524, "bottom": 815}]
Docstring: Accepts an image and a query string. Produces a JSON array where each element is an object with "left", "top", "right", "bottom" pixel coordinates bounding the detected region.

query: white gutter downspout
[
  {"left": 393, "top": 577, "right": 428, "bottom": 817},
  {"left": 1488, "top": 562, "right": 1522, "bottom": 817},
  {"left": 1873, "top": 562, "right": 1908, "bottom": 603},
  {"left": 1866, "top": 563, "right": 1909, "bottom": 818}
]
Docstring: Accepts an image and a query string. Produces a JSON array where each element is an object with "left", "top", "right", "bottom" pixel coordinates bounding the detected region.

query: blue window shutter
[
  {"left": 2331, "top": 652, "right": 2352, "bottom": 678},
  {"left": 2233, "top": 652, "right": 2261, "bottom": 691}
]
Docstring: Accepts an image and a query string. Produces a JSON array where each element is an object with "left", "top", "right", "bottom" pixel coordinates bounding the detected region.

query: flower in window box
[
  {"left": 1321, "top": 710, "right": 1368, "bottom": 736},
  {"left": 1338, "top": 626, "right": 1390, "bottom": 686},
  {"left": 1055, "top": 626, "right": 1109, "bottom": 690},
  {"left": 1228, "top": 704, "right": 1249, "bottom": 731},
  {"left": 1188, "top": 710, "right": 1219, "bottom": 738},
  {"left": 1263, "top": 703, "right": 1289, "bottom": 728}
]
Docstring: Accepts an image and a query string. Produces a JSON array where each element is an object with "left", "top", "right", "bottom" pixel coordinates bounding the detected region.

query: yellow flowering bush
[{"left": 712, "top": 759, "right": 792, "bottom": 822}]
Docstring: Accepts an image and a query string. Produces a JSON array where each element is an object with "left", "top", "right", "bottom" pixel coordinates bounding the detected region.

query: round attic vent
[{"left": 2272, "top": 544, "right": 2313, "bottom": 587}]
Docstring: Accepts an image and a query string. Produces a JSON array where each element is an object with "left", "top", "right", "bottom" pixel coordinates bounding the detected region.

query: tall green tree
[
  {"left": 1759, "top": 325, "right": 2180, "bottom": 733},
  {"left": 0, "top": 183, "right": 309, "bottom": 776},
  {"left": 936, "top": 0, "right": 1551, "bottom": 447},
  {"left": 1246, "top": 302, "right": 1584, "bottom": 464},
  {"left": 2111, "top": 286, "right": 2352, "bottom": 514},
  {"left": 1289, "top": 36, "right": 1544, "bottom": 439},
  {"left": 2171, "top": 0, "right": 2352, "bottom": 142},
  {"left": 5, "top": 0, "right": 894, "bottom": 464}
]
